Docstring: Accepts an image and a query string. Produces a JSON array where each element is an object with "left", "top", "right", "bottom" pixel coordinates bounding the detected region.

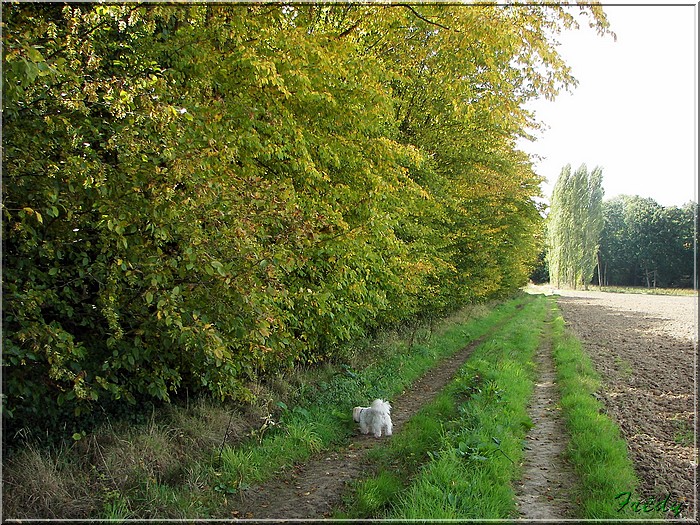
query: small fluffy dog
[{"left": 353, "top": 399, "right": 393, "bottom": 438}]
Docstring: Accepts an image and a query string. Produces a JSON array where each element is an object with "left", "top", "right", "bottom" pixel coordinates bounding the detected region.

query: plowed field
[{"left": 552, "top": 288, "right": 697, "bottom": 518}]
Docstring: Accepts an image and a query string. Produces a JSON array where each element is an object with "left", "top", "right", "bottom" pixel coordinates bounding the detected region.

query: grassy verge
[
  {"left": 525, "top": 282, "right": 697, "bottom": 297},
  {"left": 597, "top": 285, "right": 697, "bottom": 296},
  {"left": 339, "top": 294, "right": 550, "bottom": 519},
  {"left": 2, "top": 294, "right": 532, "bottom": 519},
  {"left": 549, "top": 302, "right": 663, "bottom": 519}
]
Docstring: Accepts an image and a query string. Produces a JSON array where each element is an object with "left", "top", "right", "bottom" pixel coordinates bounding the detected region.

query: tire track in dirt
[
  {"left": 514, "top": 306, "right": 579, "bottom": 519},
  {"left": 226, "top": 304, "right": 529, "bottom": 519}
]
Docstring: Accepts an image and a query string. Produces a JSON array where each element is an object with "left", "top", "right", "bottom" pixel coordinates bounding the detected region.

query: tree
[
  {"left": 598, "top": 196, "right": 696, "bottom": 287},
  {"left": 546, "top": 164, "right": 605, "bottom": 289},
  {"left": 2, "top": 2, "right": 614, "bottom": 434},
  {"left": 580, "top": 166, "right": 604, "bottom": 289},
  {"left": 598, "top": 197, "right": 633, "bottom": 285}
]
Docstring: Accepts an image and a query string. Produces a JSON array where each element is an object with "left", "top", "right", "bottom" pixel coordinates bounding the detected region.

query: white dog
[{"left": 353, "top": 399, "right": 393, "bottom": 438}]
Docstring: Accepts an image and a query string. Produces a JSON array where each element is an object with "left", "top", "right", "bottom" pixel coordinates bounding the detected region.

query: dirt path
[
  {"left": 550, "top": 288, "right": 697, "bottom": 520},
  {"left": 225, "top": 289, "right": 697, "bottom": 520},
  {"left": 228, "top": 313, "right": 518, "bottom": 519},
  {"left": 514, "top": 309, "right": 579, "bottom": 519}
]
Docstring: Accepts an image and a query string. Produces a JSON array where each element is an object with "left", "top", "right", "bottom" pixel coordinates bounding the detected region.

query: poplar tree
[
  {"left": 582, "top": 166, "right": 604, "bottom": 288},
  {"left": 546, "top": 164, "right": 604, "bottom": 288}
]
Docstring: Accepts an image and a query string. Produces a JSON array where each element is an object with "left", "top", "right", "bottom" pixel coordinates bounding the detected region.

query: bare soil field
[{"left": 550, "top": 287, "right": 698, "bottom": 519}]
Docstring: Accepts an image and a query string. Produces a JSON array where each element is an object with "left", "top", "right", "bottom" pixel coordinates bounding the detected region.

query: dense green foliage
[
  {"left": 545, "top": 164, "right": 604, "bottom": 289},
  {"left": 598, "top": 196, "right": 696, "bottom": 288},
  {"left": 2, "top": 3, "right": 611, "bottom": 431},
  {"left": 534, "top": 193, "right": 696, "bottom": 289}
]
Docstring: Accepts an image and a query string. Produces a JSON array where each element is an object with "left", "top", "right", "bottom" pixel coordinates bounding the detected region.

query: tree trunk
[{"left": 603, "top": 262, "right": 607, "bottom": 286}]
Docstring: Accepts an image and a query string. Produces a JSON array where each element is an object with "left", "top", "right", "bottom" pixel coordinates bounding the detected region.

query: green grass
[
  {"left": 526, "top": 282, "right": 697, "bottom": 297},
  {"left": 339, "top": 294, "right": 549, "bottom": 519},
  {"left": 597, "top": 285, "right": 697, "bottom": 296},
  {"left": 2, "top": 294, "right": 532, "bottom": 519},
  {"left": 217, "top": 415, "right": 325, "bottom": 489},
  {"left": 206, "top": 294, "right": 535, "bottom": 497},
  {"left": 549, "top": 302, "right": 663, "bottom": 519}
]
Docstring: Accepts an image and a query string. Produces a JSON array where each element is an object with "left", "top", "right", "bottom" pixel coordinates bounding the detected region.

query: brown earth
[{"left": 550, "top": 287, "right": 698, "bottom": 520}]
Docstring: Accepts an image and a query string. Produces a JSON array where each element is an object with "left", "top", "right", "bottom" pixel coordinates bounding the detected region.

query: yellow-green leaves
[{"left": 2, "top": 2, "right": 611, "bottom": 433}]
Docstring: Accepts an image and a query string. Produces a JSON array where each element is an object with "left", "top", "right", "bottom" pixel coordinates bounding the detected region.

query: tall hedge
[{"left": 2, "top": 3, "right": 611, "bottom": 432}]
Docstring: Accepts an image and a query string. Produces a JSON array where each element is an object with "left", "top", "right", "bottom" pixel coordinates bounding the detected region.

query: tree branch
[
  {"left": 337, "top": 19, "right": 362, "bottom": 39},
  {"left": 398, "top": 4, "right": 456, "bottom": 32}
]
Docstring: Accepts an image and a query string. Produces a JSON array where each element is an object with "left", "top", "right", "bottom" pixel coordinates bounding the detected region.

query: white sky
[{"left": 519, "top": 2, "right": 698, "bottom": 208}]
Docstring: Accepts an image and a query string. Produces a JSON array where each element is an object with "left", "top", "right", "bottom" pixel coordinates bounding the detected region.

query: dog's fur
[{"left": 353, "top": 399, "right": 393, "bottom": 438}]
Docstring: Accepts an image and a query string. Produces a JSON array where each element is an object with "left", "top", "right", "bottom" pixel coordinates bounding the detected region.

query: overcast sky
[{"left": 519, "top": 2, "right": 697, "bottom": 208}]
